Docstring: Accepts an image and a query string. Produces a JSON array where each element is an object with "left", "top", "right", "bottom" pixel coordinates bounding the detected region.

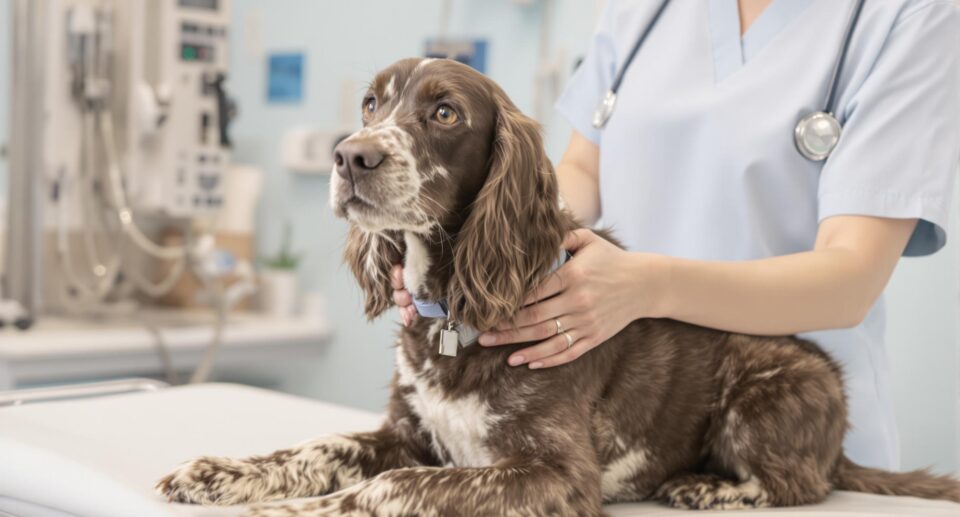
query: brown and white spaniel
[{"left": 157, "top": 58, "right": 960, "bottom": 516}]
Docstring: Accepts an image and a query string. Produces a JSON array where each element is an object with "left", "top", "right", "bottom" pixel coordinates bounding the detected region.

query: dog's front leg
[
  {"left": 157, "top": 427, "right": 429, "bottom": 505},
  {"left": 247, "top": 458, "right": 603, "bottom": 517}
]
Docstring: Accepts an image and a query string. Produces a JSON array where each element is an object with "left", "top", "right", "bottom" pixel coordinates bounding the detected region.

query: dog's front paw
[
  {"left": 156, "top": 456, "right": 268, "bottom": 505},
  {"left": 246, "top": 494, "right": 361, "bottom": 517}
]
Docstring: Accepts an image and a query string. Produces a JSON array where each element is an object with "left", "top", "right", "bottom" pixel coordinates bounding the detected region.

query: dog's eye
[
  {"left": 362, "top": 97, "right": 377, "bottom": 118},
  {"left": 433, "top": 104, "right": 459, "bottom": 126}
]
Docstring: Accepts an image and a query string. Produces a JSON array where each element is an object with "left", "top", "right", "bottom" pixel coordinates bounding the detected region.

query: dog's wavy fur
[
  {"left": 447, "top": 91, "right": 566, "bottom": 331},
  {"left": 158, "top": 58, "right": 960, "bottom": 516},
  {"left": 345, "top": 226, "right": 402, "bottom": 319}
]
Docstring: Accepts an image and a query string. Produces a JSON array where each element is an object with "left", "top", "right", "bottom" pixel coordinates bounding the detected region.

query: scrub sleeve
[{"left": 819, "top": 1, "right": 960, "bottom": 256}]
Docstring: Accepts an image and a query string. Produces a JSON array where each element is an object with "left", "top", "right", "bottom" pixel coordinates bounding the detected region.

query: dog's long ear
[
  {"left": 447, "top": 92, "right": 565, "bottom": 330},
  {"left": 344, "top": 226, "right": 403, "bottom": 320}
]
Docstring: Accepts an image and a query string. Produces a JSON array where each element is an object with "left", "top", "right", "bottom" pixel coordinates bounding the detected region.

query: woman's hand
[
  {"left": 391, "top": 265, "right": 418, "bottom": 327},
  {"left": 478, "top": 229, "right": 669, "bottom": 369}
]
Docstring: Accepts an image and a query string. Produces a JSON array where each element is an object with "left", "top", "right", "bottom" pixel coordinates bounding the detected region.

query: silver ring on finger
[
  {"left": 562, "top": 331, "right": 574, "bottom": 350},
  {"left": 555, "top": 318, "right": 563, "bottom": 336}
]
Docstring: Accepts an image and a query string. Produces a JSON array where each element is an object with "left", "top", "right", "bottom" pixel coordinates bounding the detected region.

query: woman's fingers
[
  {"left": 480, "top": 316, "right": 578, "bottom": 347},
  {"left": 399, "top": 304, "right": 417, "bottom": 327},
  {"left": 482, "top": 230, "right": 604, "bottom": 350},
  {"left": 483, "top": 296, "right": 569, "bottom": 345},
  {"left": 563, "top": 229, "right": 595, "bottom": 252},
  {"left": 494, "top": 230, "right": 612, "bottom": 368},
  {"left": 390, "top": 265, "right": 405, "bottom": 290},
  {"left": 511, "top": 295, "right": 569, "bottom": 328},
  {"left": 507, "top": 329, "right": 581, "bottom": 367},
  {"left": 391, "top": 265, "right": 417, "bottom": 327},
  {"left": 528, "top": 338, "right": 590, "bottom": 369},
  {"left": 522, "top": 270, "right": 566, "bottom": 306},
  {"left": 393, "top": 289, "right": 412, "bottom": 307}
]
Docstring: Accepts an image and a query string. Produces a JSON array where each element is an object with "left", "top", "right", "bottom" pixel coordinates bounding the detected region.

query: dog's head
[{"left": 332, "top": 58, "right": 565, "bottom": 328}]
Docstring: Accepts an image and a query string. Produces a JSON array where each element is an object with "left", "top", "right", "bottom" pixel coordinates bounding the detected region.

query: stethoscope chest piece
[
  {"left": 795, "top": 111, "right": 842, "bottom": 162},
  {"left": 593, "top": 90, "right": 618, "bottom": 129}
]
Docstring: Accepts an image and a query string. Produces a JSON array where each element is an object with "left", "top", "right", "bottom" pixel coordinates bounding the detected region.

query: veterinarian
[{"left": 392, "top": 0, "right": 959, "bottom": 471}]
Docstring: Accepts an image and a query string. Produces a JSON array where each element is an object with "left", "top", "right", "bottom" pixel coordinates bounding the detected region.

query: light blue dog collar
[{"left": 412, "top": 250, "right": 571, "bottom": 356}]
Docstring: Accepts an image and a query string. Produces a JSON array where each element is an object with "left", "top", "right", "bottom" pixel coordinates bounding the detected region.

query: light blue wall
[
  {"left": 885, "top": 182, "right": 960, "bottom": 474},
  {"left": 227, "top": 0, "right": 594, "bottom": 411},
  {"left": 228, "top": 0, "right": 958, "bottom": 474}
]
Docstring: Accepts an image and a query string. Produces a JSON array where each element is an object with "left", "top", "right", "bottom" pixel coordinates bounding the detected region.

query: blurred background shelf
[{"left": 0, "top": 310, "right": 330, "bottom": 389}]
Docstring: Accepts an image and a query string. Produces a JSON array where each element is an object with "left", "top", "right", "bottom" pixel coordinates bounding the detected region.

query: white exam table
[{"left": 0, "top": 382, "right": 956, "bottom": 517}]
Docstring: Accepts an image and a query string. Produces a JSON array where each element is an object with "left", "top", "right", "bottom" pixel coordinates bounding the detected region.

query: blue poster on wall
[
  {"left": 268, "top": 52, "right": 305, "bottom": 104},
  {"left": 424, "top": 39, "right": 488, "bottom": 74}
]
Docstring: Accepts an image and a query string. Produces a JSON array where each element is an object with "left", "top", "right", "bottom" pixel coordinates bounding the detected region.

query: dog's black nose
[{"left": 334, "top": 141, "right": 385, "bottom": 180}]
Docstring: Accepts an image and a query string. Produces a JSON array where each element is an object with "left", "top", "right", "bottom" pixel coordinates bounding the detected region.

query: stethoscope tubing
[
  {"left": 824, "top": 0, "right": 867, "bottom": 115},
  {"left": 609, "top": 0, "right": 671, "bottom": 94},
  {"left": 594, "top": 0, "right": 867, "bottom": 162}
]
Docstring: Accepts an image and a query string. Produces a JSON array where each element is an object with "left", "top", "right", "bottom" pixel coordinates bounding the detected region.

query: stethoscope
[{"left": 593, "top": 0, "right": 867, "bottom": 162}]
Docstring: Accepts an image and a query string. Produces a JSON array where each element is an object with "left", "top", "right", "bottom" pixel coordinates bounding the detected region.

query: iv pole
[{"left": 4, "top": 0, "right": 47, "bottom": 318}]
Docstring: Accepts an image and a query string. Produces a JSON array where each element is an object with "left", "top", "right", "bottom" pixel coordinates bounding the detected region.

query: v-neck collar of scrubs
[{"left": 707, "top": 0, "right": 814, "bottom": 82}]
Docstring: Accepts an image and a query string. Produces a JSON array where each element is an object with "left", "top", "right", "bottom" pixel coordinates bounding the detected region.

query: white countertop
[
  {"left": 0, "top": 383, "right": 382, "bottom": 517},
  {"left": 0, "top": 309, "right": 332, "bottom": 388},
  {"left": 1, "top": 383, "right": 956, "bottom": 516}
]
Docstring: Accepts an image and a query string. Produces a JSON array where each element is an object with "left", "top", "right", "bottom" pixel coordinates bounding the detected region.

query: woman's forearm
[
  {"left": 646, "top": 216, "right": 918, "bottom": 336},
  {"left": 655, "top": 249, "right": 882, "bottom": 335},
  {"left": 555, "top": 132, "right": 602, "bottom": 225},
  {"left": 556, "top": 161, "right": 600, "bottom": 225}
]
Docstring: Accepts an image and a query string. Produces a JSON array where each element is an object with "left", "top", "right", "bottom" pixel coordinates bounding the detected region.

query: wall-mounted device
[
  {"left": 42, "top": 0, "right": 234, "bottom": 224},
  {"left": 281, "top": 128, "right": 349, "bottom": 175},
  {"left": 6, "top": 0, "right": 248, "bottom": 384},
  {"left": 136, "top": 0, "right": 235, "bottom": 217},
  {"left": 7, "top": 0, "right": 237, "bottom": 317},
  {"left": 280, "top": 79, "right": 355, "bottom": 176}
]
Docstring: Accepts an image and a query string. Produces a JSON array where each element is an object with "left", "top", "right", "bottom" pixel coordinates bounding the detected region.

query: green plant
[{"left": 261, "top": 221, "right": 302, "bottom": 270}]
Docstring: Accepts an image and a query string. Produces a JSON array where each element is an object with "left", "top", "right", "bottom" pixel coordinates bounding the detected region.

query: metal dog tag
[{"left": 439, "top": 327, "right": 460, "bottom": 357}]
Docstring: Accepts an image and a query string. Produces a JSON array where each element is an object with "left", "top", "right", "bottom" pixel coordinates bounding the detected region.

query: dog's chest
[
  {"left": 397, "top": 234, "right": 504, "bottom": 467},
  {"left": 396, "top": 346, "right": 501, "bottom": 467}
]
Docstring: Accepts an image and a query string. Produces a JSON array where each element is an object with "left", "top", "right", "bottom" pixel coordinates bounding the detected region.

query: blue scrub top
[{"left": 556, "top": 0, "right": 960, "bottom": 470}]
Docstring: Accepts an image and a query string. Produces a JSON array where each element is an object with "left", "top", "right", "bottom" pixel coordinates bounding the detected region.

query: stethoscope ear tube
[
  {"left": 593, "top": 0, "right": 867, "bottom": 162},
  {"left": 821, "top": 0, "right": 868, "bottom": 122}
]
